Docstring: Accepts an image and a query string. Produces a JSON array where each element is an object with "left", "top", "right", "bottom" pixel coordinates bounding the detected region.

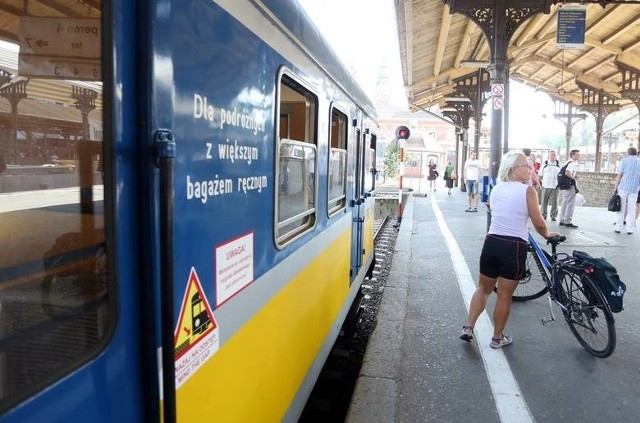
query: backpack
[
  {"left": 557, "top": 161, "right": 573, "bottom": 190},
  {"left": 572, "top": 250, "right": 626, "bottom": 313}
]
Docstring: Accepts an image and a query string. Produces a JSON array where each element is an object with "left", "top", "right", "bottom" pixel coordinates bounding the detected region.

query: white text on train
[
  {"left": 217, "top": 139, "right": 258, "bottom": 164},
  {"left": 187, "top": 174, "right": 233, "bottom": 204},
  {"left": 193, "top": 93, "right": 266, "bottom": 135},
  {"left": 237, "top": 175, "right": 268, "bottom": 194},
  {"left": 186, "top": 174, "right": 268, "bottom": 203}
]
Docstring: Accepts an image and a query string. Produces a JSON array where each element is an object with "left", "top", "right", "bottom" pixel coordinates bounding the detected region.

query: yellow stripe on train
[{"left": 175, "top": 228, "right": 353, "bottom": 422}]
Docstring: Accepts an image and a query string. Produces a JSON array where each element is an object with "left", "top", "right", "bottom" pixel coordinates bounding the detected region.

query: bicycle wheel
[
  {"left": 559, "top": 270, "right": 616, "bottom": 358},
  {"left": 494, "top": 246, "right": 550, "bottom": 301}
]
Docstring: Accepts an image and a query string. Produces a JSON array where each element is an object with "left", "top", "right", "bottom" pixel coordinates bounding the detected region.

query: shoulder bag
[
  {"left": 557, "top": 161, "right": 573, "bottom": 190},
  {"left": 608, "top": 192, "right": 621, "bottom": 212}
]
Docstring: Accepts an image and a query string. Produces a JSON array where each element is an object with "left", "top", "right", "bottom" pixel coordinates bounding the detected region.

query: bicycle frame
[{"left": 527, "top": 232, "right": 566, "bottom": 322}]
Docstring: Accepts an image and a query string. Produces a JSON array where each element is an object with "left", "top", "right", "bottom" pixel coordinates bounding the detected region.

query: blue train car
[{"left": 0, "top": 0, "right": 378, "bottom": 422}]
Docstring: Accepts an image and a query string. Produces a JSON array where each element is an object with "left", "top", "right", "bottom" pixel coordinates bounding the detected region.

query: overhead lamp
[{"left": 460, "top": 60, "right": 489, "bottom": 68}]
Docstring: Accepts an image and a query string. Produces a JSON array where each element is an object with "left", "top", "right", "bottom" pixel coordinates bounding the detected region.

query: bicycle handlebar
[{"left": 546, "top": 234, "right": 567, "bottom": 246}]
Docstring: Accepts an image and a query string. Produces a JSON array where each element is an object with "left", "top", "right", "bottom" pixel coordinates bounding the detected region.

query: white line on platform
[{"left": 430, "top": 195, "right": 535, "bottom": 423}]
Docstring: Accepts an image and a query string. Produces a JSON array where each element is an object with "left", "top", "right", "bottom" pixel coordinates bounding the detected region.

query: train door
[
  {"left": 350, "top": 118, "right": 366, "bottom": 281},
  {"left": 0, "top": 1, "right": 148, "bottom": 422}
]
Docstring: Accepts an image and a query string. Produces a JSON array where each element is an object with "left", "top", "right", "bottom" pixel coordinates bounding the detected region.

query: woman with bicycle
[{"left": 460, "top": 152, "right": 557, "bottom": 348}]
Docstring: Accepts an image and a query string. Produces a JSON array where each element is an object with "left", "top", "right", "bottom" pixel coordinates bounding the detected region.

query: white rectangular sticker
[{"left": 215, "top": 232, "right": 254, "bottom": 306}]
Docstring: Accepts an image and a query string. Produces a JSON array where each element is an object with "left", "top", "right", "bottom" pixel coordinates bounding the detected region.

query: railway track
[{"left": 298, "top": 217, "right": 398, "bottom": 423}]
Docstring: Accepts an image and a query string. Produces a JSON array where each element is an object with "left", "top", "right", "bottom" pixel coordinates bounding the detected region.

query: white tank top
[{"left": 489, "top": 181, "right": 530, "bottom": 241}]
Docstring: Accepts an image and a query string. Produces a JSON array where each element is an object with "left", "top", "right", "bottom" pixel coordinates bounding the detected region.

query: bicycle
[{"left": 504, "top": 232, "right": 616, "bottom": 358}]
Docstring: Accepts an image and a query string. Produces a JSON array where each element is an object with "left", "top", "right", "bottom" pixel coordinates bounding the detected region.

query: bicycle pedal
[{"left": 541, "top": 316, "right": 554, "bottom": 325}]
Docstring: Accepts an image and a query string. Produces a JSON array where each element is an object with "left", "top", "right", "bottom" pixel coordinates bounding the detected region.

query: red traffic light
[{"left": 395, "top": 126, "right": 410, "bottom": 140}]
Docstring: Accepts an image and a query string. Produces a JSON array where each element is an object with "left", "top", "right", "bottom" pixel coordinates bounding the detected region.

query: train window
[
  {"left": 0, "top": 2, "right": 109, "bottom": 412},
  {"left": 363, "top": 132, "right": 375, "bottom": 192},
  {"left": 275, "top": 74, "right": 318, "bottom": 245},
  {"left": 328, "top": 107, "right": 348, "bottom": 215}
]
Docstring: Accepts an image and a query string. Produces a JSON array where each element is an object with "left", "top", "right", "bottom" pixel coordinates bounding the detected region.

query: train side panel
[{"left": 167, "top": 1, "right": 376, "bottom": 421}]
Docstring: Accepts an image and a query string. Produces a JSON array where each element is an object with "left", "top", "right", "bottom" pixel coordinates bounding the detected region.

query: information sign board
[
  {"left": 20, "top": 17, "right": 100, "bottom": 59},
  {"left": 557, "top": 5, "right": 586, "bottom": 49}
]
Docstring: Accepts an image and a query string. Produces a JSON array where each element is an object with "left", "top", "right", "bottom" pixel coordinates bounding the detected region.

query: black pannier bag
[
  {"left": 557, "top": 161, "right": 573, "bottom": 190},
  {"left": 573, "top": 250, "right": 626, "bottom": 313}
]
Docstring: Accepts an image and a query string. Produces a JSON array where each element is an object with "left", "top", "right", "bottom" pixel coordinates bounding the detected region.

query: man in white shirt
[
  {"left": 558, "top": 149, "right": 580, "bottom": 228},
  {"left": 539, "top": 150, "right": 560, "bottom": 221},
  {"left": 613, "top": 147, "right": 640, "bottom": 234},
  {"left": 464, "top": 152, "right": 482, "bottom": 212}
]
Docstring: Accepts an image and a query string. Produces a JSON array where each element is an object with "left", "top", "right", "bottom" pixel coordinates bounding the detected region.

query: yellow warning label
[{"left": 174, "top": 267, "right": 219, "bottom": 388}]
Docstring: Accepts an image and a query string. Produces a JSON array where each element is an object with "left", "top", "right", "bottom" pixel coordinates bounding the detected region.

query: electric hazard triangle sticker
[{"left": 174, "top": 267, "right": 219, "bottom": 389}]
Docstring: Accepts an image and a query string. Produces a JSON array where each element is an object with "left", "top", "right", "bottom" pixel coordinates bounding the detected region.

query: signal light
[{"left": 395, "top": 126, "right": 410, "bottom": 140}]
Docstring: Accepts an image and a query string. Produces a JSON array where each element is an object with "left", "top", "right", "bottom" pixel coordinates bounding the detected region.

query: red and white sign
[
  {"left": 493, "top": 97, "right": 504, "bottom": 110},
  {"left": 491, "top": 84, "right": 504, "bottom": 96},
  {"left": 215, "top": 232, "right": 254, "bottom": 306}
]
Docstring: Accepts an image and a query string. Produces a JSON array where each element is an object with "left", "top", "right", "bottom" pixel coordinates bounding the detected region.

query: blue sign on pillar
[{"left": 557, "top": 5, "right": 586, "bottom": 49}]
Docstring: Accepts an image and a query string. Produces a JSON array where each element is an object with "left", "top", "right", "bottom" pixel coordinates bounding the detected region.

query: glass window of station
[{"left": 0, "top": 2, "right": 109, "bottom": 411}]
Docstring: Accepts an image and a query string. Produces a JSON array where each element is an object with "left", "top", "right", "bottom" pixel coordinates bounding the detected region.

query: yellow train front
[{"left": 0, "top": 0, "right": 378, "bottom": 422}]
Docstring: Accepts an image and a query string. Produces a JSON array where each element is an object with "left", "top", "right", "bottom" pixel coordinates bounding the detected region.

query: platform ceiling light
[{"left": 460, "top": 60, "right": 489, "bottom": 68}]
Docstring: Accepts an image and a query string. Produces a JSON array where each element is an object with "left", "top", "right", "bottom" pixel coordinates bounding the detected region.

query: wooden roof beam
[
  {"left": 512, "top": 33, "right": 623, "bottom": 57},
  {"left": 433, "top": 4, "right": 452, "bottom": 77},
  {"left": 602, "top": 12, "right": 640, "bottom": 44},
  {"left": 404, "top": 1, "right": 413, "bottom": 87},
  {"left": 538, "top": 69, "right": 561, "bottom": 88},
  {"left": 454, "top": 21, "right": 476, "bottom": 67},
  {"left": 532, "top": 8, "right": 557, "bottom": 39},
  {"left": 585, "top": 4, "right": 621, "bottom": 36},
  {"left": 622, "top": 36, "right": 640, "bottom": 53},
  {"left": 583, "top": 55, "right": 615, "bottom": 75},
  {"left": 514, "top": 13, "right": 547, "bottom": 47},
  {"left": 408, "top": 66, "right": 479, "bottom": 92}
]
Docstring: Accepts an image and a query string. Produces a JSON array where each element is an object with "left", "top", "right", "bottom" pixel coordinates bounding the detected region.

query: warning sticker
[
  {"left": 174, "top": 267, "right": 219, "bottom": 389},
  {"left": 215, "top": 231, "right": 254, "bottom": 306}
]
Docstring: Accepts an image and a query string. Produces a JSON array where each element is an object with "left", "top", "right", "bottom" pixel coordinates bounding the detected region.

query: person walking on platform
[
  {"left": 459, "top": 152, "right": 556, "bottom": 348},
  {"left": 613, "top": 147, "right": 640, "bottom": 235},
  {"left": 464, "top": 152, "right": 481, "bottom": 212},
  {"left": 558, "top": 149, "right": 580, "bottom": 228},
  {"left": 427, "top": 159, "right": 438, "bottom": 192},
  {"left": 443, "top": 160, "right": 455, "bottom": 195},
  {"left": 539, "top": 150, "right": 560, "bottom": 221}
]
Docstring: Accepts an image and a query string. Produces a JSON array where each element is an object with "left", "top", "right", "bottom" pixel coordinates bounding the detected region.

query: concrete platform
[{"left": 346, "top": 186, "right": 640, "bottom": 423}]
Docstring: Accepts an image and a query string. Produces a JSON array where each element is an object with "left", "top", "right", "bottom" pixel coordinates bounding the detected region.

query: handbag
[{"left": 607, "top": 192, "right": 621, "bottom": 212}]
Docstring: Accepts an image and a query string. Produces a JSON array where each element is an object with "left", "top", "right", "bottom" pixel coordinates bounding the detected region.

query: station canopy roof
[{"left": 394, "top": 1, "right": 640, "bottom": 112}]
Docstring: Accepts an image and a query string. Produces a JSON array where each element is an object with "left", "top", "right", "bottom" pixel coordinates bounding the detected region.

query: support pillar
[
  {"left": 443, "top": 104, "right": 473, "bottom": 191},
  {"left": 71, "top": 86, "right": 99, "bottom": 217},
  {"left": 576, "top": 81, "right": 620, "bottom": 172},
  {"left": 0, "top": 72, "right": 28, "bottom": 164},
  {"left": 551, "top": 98, "right": 586, "bottom": 160},
  {"left": 616, "top": 61, "right": 640, "bottom": 150},
  {"left": 446, "top": 0, "right": 552, "bottom": 179}
]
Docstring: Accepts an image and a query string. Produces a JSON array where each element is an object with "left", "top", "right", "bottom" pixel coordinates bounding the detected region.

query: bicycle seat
[{"left": 546, "top": 234, "right": 567, "bottom": 246}]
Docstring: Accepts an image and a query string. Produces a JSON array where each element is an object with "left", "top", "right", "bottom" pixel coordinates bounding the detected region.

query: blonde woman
[{"left": 459, "top": 152, "right": 557, "bottom": 348}]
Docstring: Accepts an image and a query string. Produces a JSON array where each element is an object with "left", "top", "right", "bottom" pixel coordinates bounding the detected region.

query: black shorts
[
  {"left": 637, "top": 192, "right": 640, "bottom": 203},
  {"left": 479, "top": 234, "right": 528, "bottom": 280}
]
